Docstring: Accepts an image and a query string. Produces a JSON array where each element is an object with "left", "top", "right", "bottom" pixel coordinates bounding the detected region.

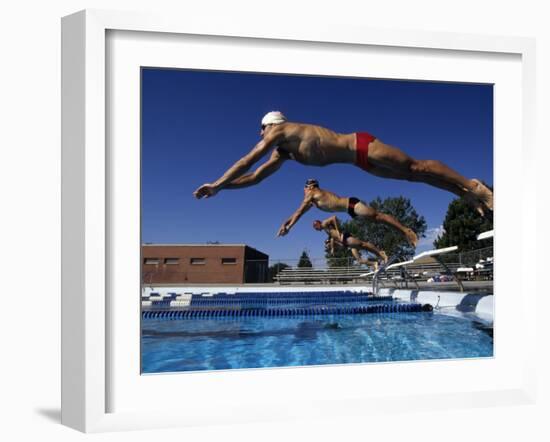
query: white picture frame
[{"left": 61, "top": 9, "right": 537, "bottom": 433}]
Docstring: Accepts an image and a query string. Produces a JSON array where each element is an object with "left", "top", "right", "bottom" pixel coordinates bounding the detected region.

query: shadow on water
[
  {"left": 472, "top": 320, "right": 493, "bottom": 339},
  {"left": 142, "top": 320, "right": 344, "bottom": 342}
]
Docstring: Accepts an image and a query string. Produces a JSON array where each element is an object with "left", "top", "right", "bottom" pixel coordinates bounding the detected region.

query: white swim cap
[{"left": 261, "top": 111, "right": 287, "bottom": 126}]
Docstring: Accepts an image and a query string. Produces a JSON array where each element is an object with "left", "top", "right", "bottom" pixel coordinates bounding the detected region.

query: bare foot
[
  {"left": 379, "top": 251, "right": 388, "bottom": 264},
  {"left": 405, "top": 228, "right": 418, "bottom": 247},
  {"left": 463, "top": 191, "right": 486, "bottom": 217},
  {"left": 471, "top": 179, "right": 493, "bottom": 214}
]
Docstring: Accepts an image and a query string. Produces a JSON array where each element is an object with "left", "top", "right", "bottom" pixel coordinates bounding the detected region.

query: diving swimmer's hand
[
  {"left": 277, "top": 219, "right": 292, "bottom": 237},
  {"left": 193, "top": 183, "right": 219, "bottom": 199}
]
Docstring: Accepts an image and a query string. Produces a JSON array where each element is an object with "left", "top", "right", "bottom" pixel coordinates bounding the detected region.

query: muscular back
[{"left": 274, "top": 123, "right": 356, "bottom": 166}]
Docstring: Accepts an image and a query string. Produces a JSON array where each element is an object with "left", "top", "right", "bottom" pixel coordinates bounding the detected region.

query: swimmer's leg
[
  {"left": 354, "top": 202, "right": 418, "bottom": 247},
  {"left": 367, "top": 140, "right": 493, "bottom": 214},
  {"left": 348, "top": 237, "right": 387, "bottom": 263}
]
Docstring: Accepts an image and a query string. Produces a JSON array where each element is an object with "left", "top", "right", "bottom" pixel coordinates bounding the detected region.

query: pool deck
[{"left": 144, "top": 280, "right": 493, "bottom": 293}]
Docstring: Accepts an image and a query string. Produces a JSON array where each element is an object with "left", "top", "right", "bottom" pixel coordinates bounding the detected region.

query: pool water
[{"left": 141, "top": 311, "right": 493, "bottom": 374}]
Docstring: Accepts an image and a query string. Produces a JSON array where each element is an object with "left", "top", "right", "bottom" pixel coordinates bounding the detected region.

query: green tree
[
  {"left": 268, "top": 262, "right": 290, "bottom": 282},
  {"left": 326, "top": 196, "right": 427, "bottom": 266},
  {"left": 434, "top": 197, "right": 493, "bottom": 252},
  {"left": 297, "top": 250, "right": 313, "bottom": 268}
]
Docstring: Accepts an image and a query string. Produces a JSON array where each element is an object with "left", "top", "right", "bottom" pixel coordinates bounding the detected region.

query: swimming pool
[{"left": 141, "top": 290, "right": 493, "bottom": 373}]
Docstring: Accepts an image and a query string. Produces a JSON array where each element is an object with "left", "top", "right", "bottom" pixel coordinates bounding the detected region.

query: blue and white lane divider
[
  {"left": 188, "top": 295, "right": 394, "bottom": 307},
  {"left": 144, "top": 291, "right": 380, "bottom": 301},
  {"left": 142, "top": 293, "right": 394, "bottom": 308},
  {"left": 142, "top": 302, "right": 427, "bottom": 320}
]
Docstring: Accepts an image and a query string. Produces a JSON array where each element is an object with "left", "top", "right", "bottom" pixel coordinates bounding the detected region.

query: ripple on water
[{"left": 141, "top": 313, "right": 493, "bottom": 373}]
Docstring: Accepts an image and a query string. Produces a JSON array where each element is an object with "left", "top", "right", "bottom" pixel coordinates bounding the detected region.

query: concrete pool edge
[{"left": 380, "top": 288, "right": 494, "bottom": 323}]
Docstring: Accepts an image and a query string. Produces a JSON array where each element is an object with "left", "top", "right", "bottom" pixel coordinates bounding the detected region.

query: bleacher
[
  {"left": 273, "top": 232, "right": 494, "bottom": 290},
  {"left": 367, "top": 241, "right": 493, "bottom": 293},
  {"left": 274, "top": 265, "right": 371, "bottom": 285},
  {"left": 273, "top": 256, "right": 493, "bottom": 286}
]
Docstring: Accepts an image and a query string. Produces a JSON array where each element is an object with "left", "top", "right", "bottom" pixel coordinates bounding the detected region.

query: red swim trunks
[{"left": 355, "top": 132, "right": 376, "bottom": 171}]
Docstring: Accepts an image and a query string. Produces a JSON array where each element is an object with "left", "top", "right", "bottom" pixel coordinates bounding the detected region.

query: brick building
[{"left": 142, "top": 244, "right": 269, "bottom": 284}]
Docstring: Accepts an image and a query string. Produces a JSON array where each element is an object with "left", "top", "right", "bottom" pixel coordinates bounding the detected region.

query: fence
[
  {"left": 142, "top": 245, "right": 493, "bottom": 285},
  {"left": 267, "top": 256, "right": 361, "bottom": 271},
  {"left": 454, "top": 246, "right": 494, "bottom": 266},
  {"left": 267, "top": 246, "right": 493, "bottom": 271}
]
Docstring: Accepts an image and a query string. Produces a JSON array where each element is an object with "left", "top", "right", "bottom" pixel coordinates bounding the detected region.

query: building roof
[
  {"left": 141, "top": 244, "right": 269, "bottom": 259},
  {"left": 142, "top": 243, "right": 248, "bottom": 247}
]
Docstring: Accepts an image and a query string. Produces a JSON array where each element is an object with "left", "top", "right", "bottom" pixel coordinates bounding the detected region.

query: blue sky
[{"left": 141, "top": 68, "right": 493, "bottom": 262}]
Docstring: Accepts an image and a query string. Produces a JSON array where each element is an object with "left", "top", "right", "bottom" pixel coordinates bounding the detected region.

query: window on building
[
  {"left": 190, "top": 258, "right": 205, "bottom": 265},
  {"left": 164, "top": 258, "right": 179, "bottom": 265},
  {"left": 144, "top": 258, "right": 160, "bottom": 265},
  {"left": 221, "top": 257, "right": 237, "bottom": 265}
]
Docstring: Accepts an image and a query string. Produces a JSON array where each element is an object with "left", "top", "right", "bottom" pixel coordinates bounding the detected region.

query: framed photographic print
[{"left": 62, "top": 9, "right": 537, "bottom": 433}]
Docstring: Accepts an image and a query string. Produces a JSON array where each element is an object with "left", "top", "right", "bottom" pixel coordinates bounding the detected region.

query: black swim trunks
[
  {"left": 341, "top": 231, "right": 351, "bottom": 247},
  {"left": 347, "top": 197, "right": 360, "bottom": 218}
]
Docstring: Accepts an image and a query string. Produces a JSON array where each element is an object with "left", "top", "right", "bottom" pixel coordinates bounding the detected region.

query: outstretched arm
[
  {"left": 351, "top": 248, "right": 365, "bottom": 263},
  {"left": 226, "top": 148, "right": 286, "bottom": 190},
  {"left": 277, "top": 193, "right": 314, "bottom": 237},
  {"left": 193, "top": 131, "right": 282, "bottom": 199},
  {"left": 323, "top": 215, "right": 341, "bottom": 238}
]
